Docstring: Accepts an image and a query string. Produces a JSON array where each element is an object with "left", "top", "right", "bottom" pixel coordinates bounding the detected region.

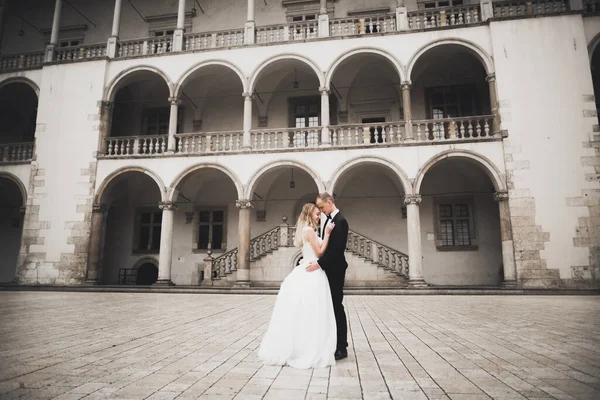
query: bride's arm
[{"left": 306, "top": 227, "right": 331, "bottom": 258}]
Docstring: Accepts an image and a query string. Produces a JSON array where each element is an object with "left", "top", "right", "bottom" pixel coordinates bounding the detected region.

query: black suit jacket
[{"left": 318, "top": 212, "right": 349, "bottom": 274}]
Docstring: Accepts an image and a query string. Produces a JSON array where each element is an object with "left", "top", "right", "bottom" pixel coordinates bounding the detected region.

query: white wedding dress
[{"left": 258, "top": 226, "right": 337, "bottom": 369}]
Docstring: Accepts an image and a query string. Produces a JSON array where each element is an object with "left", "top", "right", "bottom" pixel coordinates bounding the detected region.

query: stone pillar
[
  {"left": 45, "top": 0, "right": 63, "bottom": 62},
  {"left": 494, "top": 191, "right": 517, "bottom": 287},
  {"left": 404, "top": 194, "right": 426, "bottom": 287},
  {"left": 86, "top": 204, "right": 108, "bottom": 284},
  {"left": 243, "top": 93, "right": 253, "bottom": 150},
  {"left": 107, "top": 0, "right": 123, "bottom": 58},
  {"left": 480, "top": 0, "right": 494, "bottom": 21},
  {"left": 156, "top": 201, "right": 177, "bottom": 285},
  {"left": 245, "top": 0, "right": 255, "bottom": 44},
  {"left": 235, "top": 199, "right": 253, "bottom": 287},
  {"left": 569, "top": 0, "right": 584, "bottom": 10},
  {"left": 486, "top": 74, "right": 501, "bottom": 134},
  {"left": 320, "top": 87, "right": 331, "bottom": 146},
  {"left": 395, "top": 0, "right": 408, "bottom": 31},
  {"left": 318, "top": 0, "right": 329, "bottom": 37},
  {"left": 98, "top": 101, "right": 113, "bottom": 155},
  {"left": 401, "top": 82, "right": 414, "bottom": 140},
  {"left": 167, "top": 97, "right": 180, "bottom": 152},
  {"left": 173, "top": 0, "right": 186, "bottom": 51}
]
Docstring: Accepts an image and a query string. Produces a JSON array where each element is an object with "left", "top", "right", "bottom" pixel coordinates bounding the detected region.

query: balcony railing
[
  {"left": 117, "top": 36, "right": 173, "bottom": 58},
  {"left": 584, "top": 0, "right": 600, "bottom": 13},
  {"left": 0, "top": 142, "right": 35, "bottom": 163},
  {"left": 408, "top": 5, "right": 480, "bottom": 30},
  {"left": 184, "top": 29, "right": 245, "bottom": 50},
  {"left": 256, "top": 21, "right": 318, "bottom": 44},
  {"left": 55, "top": 43, "right": 107, "bottom": 61},
  {"left": 329, "top": 14, "right": 396, "bottom": 36},
  {"left": 176, "top": 131, "right": 244, "bottom": 153},
  {"left": 331, "top": 122, "right": 406, "bottom": 146},
  {"left": 0, "top": 51, "right": 45, "bottom": 72},
  {"left": 251, "top": 127, "right": 322, "bottom": 150},
  {"left": 105, "top": 135, "right": 168, "bottom": 157},
  {"left": 492, "top": 0, "right": 568, "bottom": 17},
  {"left": 413, "top": 116, "right": 494, "bottom": 142}
]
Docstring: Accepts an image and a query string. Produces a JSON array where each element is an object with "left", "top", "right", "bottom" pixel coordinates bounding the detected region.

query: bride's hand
[{"left": 325, "top": 222, "right": 335, "bottom": 236}]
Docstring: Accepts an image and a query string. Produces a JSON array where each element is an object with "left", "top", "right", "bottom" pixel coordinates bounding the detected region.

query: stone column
[
  {"left": 404, "top": 194, "right": 426, "bottom": 287},
  {"left": 480, "top": 0, "right": 494, "bottom": 21},
  {"left": 98, "top": 101, "right": 113, "bottom": 155},
  {"left": 318, "top": 0, "right": 330, "bottom": 37},
  {"left": 320, "top": 87, "right": 331, "bottom": 146},
  {"left": 86, "top": 204, "right": 108, "bottom": 284},
  {"left": 245, "top": 0, "right": 256, "bottom": 44},
  {"left": 235, "top": 199, "right": 254, "bottom": 287},
  {"left": 401, "top": 82, "right": 414, "bottom": 140},
  {"left": 167, "top": 97, "right": 180, "bottom": 152},
  {"left": 486, "top": 74, "right": 501, "bottom": 134},
  {"left": 107, "top": 0, "right": 123, "bottom": 58},
  {"left": 173, "top": 0, "right": 186, "bottom": 51},
  {"left": 156, "top": 201, "right": 177, "bottom": 285},
  {"left": 494, "top": 191, "right": 517, "bottom": 286},
  {"left": 243, "top": 93, "right": 253, "bottom": 150},
  {"left": 45, "top": 0, "right": 63, "bottom": 62}
]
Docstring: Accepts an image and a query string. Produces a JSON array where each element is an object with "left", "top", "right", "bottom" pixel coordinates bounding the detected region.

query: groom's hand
[{"left": 306, "top": 261, "right": 320, "bottom": 272}]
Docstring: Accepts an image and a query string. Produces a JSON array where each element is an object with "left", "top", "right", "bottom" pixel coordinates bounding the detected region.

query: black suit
[{"left": 319, "top": 211, "right": 349, "bottom": 352}]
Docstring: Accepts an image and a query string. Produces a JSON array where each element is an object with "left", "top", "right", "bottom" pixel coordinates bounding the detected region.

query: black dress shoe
[{"left": 334, "top": 349, "right": 348, "bottom": 360}]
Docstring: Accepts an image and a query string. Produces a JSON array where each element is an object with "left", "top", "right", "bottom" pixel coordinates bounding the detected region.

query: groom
[{"left": 307, "top": 192, "right": 349, "bottom": 360}]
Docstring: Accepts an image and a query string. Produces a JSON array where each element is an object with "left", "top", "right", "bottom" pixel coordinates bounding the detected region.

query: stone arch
[
  {"left": 413, "top": 149, "right": 506, "bottom": 194},
  {"left": 406, "top": 38, "right": 494, "bottom": 81},
  {"left": 94, "top": 166, "right": 167, "bottom": 204},
  {"left": 246, "top": 160, "right": 326, "bottom": 199},
  {"left": 0, "top": 172, "right": 27, "bottom": 207},
  {"left": 248, "top": 54, "right": 325, "bottom": 93},
  {"left": 325, "top": 47, "right": 406, "bottom": 88},
  {"left": 0, "top": 77, "right": 40, "bottom": 97},
  {"left": 588, "top": 32, "right": 600, "bottom": 63},
  {"left": 104, "top": 65, "right": 174, "bottom": 101},
  {"left": 174, "top": 60, "right": 248, "bottom": 97},
  {"left": 169, "top": 163, "right": 244, "bottom": 202},
  {"left": 328, "top": 156, "right": 412, "bottom": 195},
  {"left": 290, "top": 248, "right": 304, "bottom": 268},
  {"left": 132, "top": 256, "right": 159, "bottom": 270}
]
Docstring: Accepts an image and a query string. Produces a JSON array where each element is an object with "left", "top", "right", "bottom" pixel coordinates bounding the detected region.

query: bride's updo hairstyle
[{"left": 294, "top": 203, "right": 318, "bottom": 247}]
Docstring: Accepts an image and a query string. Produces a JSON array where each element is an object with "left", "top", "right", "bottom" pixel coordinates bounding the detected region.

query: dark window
[
  {"left": 198, "top": 210, "right": 225, "bottom": 250},
  {"left": 439, "top": 203, "right": 472, "bottom": 247},
  {"left": 427, "top": 85, "right": 478, "bottom": 119},
  {"left": 136, "top": 210, "right": 162, "bottom": 251},
  {"left": 293, "top": 100, "right": 320, "bottom": 128}
]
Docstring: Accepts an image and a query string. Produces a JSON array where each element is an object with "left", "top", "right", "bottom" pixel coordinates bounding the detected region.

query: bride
[{"left": 257, "top": 203, "right": 337, "bottom": 369}]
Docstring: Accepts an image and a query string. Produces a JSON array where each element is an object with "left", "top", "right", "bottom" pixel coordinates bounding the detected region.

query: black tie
[{"left": 322, "top": 215, "right": 331, "bottom": 239}]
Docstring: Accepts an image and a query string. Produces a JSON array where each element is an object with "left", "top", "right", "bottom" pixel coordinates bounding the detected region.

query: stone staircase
[{"left": 202, "top": 221, "right": 409, "bottom": 287}]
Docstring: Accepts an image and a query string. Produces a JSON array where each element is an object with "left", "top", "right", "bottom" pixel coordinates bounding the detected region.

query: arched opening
[
  {"left": 251, "top": 58, "right": 325, "bottom": 147},
  {"left": 109, "top": 71, "right": 171, "bottom": 151},
  {"left": 172, "top": 167, "right": 240, "bottom": 284},
  {"left": 0, "top": 82, "right": 38, "bottom": 162},
  {"left": 591, "top": 44, "right": 600, "bottom": 123},
  {"left": 176, "top": 64, "right": 245, "bottom": 134},
  {"left": 98, "top": 171, "right": 163, "bottom": 285},
  {"left": 419, "top": 157, "right": 502, "bottom": 286},
  {"left": 410, "top": 44, "right": 493, "bottom": 139},
  {"left": 0, "top": 176, "right": 25, "bottom": 283},
  {"left": 135, "top": 262, "right": 159, "bottom": 285},
  {"left": 328, "top": 52, "right": 403, "bottom": 144}
]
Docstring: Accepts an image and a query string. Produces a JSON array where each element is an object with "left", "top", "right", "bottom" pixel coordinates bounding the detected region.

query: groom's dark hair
[{"left": 317, "top": 192, "right": 334, "bottom": 203}]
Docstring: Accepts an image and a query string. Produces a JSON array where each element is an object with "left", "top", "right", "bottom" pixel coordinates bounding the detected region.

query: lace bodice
[{"left": 301, "top": 226, "right": 321, "bottom": 263}]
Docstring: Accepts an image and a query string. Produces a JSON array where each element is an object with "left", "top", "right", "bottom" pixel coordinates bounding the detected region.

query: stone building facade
[{"left": 0, "top": 0, "right": 599, "bottom": 289}]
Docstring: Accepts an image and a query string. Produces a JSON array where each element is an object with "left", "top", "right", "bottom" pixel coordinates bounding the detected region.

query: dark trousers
[{"left": 327, "top": 271, "right": 348, "bottom": 351}]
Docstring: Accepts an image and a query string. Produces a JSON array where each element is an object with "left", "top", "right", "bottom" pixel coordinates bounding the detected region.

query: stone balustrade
[
  {"left": 184, "top": 29, "right": 245, "bottom": 50},
  {"left": 413, "top": 116, "right": 494, "bottom": 142},
  {"left": 176, "top": 131, "right": 244, "bottom": 153},
  {"left": 584, "top": 0, "right": 600, "bottom": 13},
  {"left": 492, "top": 0, "right": 568, "bottom": 17},
  {"left": 55, "top": 43, "right": 107, "bottom": 61},
  {"left": 251, "top": 127, "right": 322, "bottom": 150},
  {"left": 256, "top": 21, "right": 318, "bottom": 44},
  {"left": 117, "top": 36, "right": 173, "bottom": 58},
  {"left": 347, "top": 231, "right": 409, "bottom": 277},
  {"left": 104, "top": 135, "right": 168, "bottom": 157},
  {"left": 0, "top": 52, "right": 45, "bottom": 72},
  {"left": 0, "top": 142, "right": 35, "bottom": 163},
  {"left": 331, "top": 122, "right": 406, "bottom": 146},
  {"left": 330, "top": 14, "right": 396, "bottom": 36},
  {"left": 408, "top": 5, "right": 480, "bottom": 30}
]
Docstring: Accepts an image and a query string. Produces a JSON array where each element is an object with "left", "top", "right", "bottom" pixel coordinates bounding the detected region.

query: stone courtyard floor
[{"left": 0, "top": 293, "right": 599, "bottom": 400}]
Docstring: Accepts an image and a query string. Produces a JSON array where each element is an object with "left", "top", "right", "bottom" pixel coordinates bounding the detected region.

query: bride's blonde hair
[{"left": 294, "top": 203, "right": 319, "bottom": 247}]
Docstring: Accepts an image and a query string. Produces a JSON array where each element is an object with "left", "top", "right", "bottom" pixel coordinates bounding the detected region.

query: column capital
[
  {"left": 159, "top": 201, "right": 178, "bottom": 211},
  {"left": 319, "top": 87, "right": 330, "bottom": 95},
  {"left": 401, "top": 81, "right": 412, "bottom": 90},
  {"left": 242, "top": 92, "right": 253, "bottom": 99},
  {"left": 236, "top": 199, "right": 255, "bottom": 209},
  {"left": 493, "top": 191, "right": 509, "bottom": 202},
  {"left": 486, "top": 73, "right": 496, "bottom": 83},
  {"left": 168, "top": 97, "right": 181, "bottom": 106},
  {"left": 403, "top": 194, "right": 422, "bottom": 205},
  {"left": 92, "top": 204, "right": 109, "bottom": 213}
]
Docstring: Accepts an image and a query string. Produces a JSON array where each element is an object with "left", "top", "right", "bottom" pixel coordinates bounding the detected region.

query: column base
[
  {"left": 502, "top": 279, "right": 517, "bottom": 288},
  {"left": 408, "top": 279, "right": 428, "bottom": 288},
  {"left": 153, "top": 279, "right": 174, "bottom": 286}
]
